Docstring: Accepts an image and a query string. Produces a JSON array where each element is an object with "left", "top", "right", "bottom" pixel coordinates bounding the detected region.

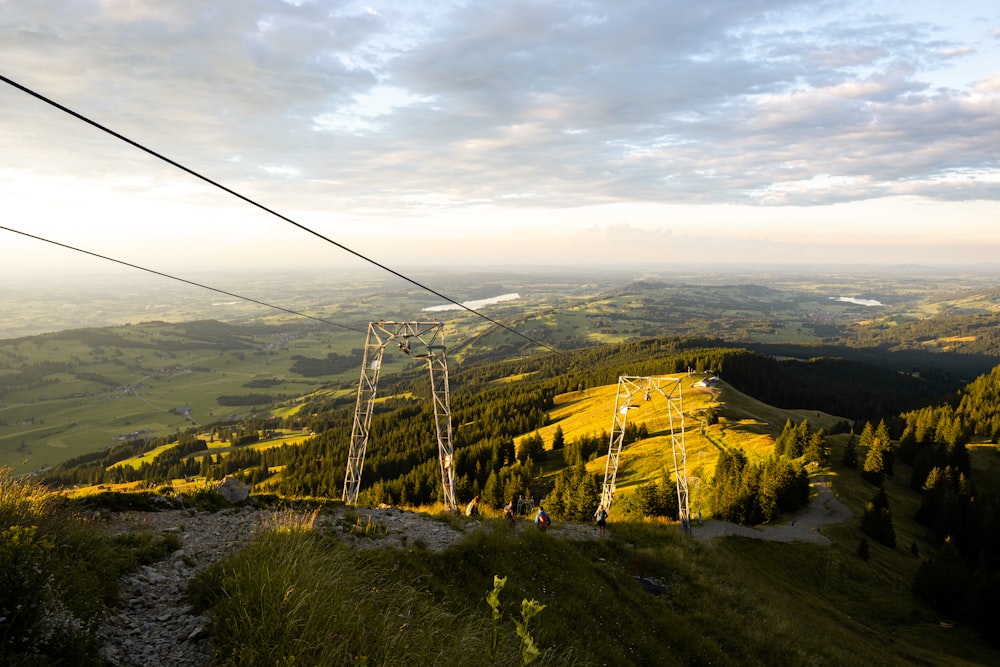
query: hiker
[
  {"left": 594, "top": 505, "right": 608, "bottom": 537},
  {"left": 534, "top": 506, "right": 551, "bottom": 531},
  {"left": 502, "top": 498, "right": 516, "bottom": 525},
  {"left": 465, "top": 495, "right": 480, "bottom": 517}
]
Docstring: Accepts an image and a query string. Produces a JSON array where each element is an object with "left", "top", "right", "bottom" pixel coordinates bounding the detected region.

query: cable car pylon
[
  {"left": 342, "top": 321, "right": 456, "bottom": 510},
  {"left": 599, "top": 375, "right": 690, "bottom": 532}
]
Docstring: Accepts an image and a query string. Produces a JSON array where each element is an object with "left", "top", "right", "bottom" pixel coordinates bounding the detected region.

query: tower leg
[{"left": 343, "top": 322, "right": 455, "bottom": 510}]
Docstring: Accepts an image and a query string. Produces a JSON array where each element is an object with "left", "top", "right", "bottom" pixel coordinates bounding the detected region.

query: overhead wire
[
  {"left": 0, "top": 73, "right": 573, "bottom": 363},
  {"left": 0, "top": 224, "right": 366, "bottom": 334}
]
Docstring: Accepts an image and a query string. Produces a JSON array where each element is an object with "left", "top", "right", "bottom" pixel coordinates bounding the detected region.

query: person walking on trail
[
  {"left": 502, "top": 498, "right": 516, "bottom": 525},
  {"left": 465, "top": 495, "right": 480, "bottom": 518},
  {"left": 594, "top": 505, "right": 608, "bottom": 537},
  {"left": 534, "top": 506, "right": 551, "bottom": 531}
]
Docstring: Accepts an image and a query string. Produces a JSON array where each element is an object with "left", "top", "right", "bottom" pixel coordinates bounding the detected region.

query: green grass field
[{"left": 0, "top": 321, "right": 363, "bottom": 473}]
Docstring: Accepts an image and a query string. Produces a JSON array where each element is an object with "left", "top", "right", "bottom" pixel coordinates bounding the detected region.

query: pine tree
[
  {"left": 842, "top": 432, "right": 858, "bottom": 468},
  {"left": 858, "top": 421, "right": 874, "bottom": 450},
  {"left": 570, "top": 473, "right": 600, "bottom": 522},
  {"left": 791, "top": 420, "right": 812, "bottom": 459},
  {"left": 774, "top": 419, "right": 795, "bottom": 458},
  {"left": 804, "top": 428, "right": 827, "bottom": 464},
  {"left": 483, "top": 470, "right": 502, "bottom": 508},
  {"left": 863, "top": 425, "right": 893, "bottom": 486},
  {"left": 551, "top": 425, "right": 564, "bottom": 451},
  {"left": 874, "top": 420, "right": 894, "bottom": 475},
  {"left": 515, "top": 432, "right": 544, "bottom": 463},
  {"left": 860, "top": 486, "right": 896, "bottom": 548}
]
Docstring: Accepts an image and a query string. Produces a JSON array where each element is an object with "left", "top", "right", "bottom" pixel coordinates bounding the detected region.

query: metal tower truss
[
  {"left": 342, "top": 321, "right": 457, "bottom": 510},
  {"left": 600, "top": 375, "right": 690, "bottom": 531}
]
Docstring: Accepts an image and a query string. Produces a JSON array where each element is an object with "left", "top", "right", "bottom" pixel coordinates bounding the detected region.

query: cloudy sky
[{"left": 2, "top": 0, "right": 999, "bottom": 277}]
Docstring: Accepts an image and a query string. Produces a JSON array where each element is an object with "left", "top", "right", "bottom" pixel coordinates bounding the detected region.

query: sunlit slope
[{"left": 520, "top": 374, "right": 849, "bottom": 504}]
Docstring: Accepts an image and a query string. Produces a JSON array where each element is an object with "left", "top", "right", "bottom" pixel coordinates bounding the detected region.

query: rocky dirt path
[
  {"left": 96, "top": 504, "right": 562, "bottom": 666},
  {"left": 96, "top": 505, "right": 268, "bottom": 667}
]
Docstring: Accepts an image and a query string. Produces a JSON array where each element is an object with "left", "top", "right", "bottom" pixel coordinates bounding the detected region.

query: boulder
[{"left": 215, "top": 476, "right": 250, "bottom": 503}]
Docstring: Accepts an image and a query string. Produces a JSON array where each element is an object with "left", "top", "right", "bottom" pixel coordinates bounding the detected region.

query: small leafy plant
[
  {"left": 351, "top": 514, "right": 387, "bottom": 538},
  {"left": 486, "top": 574, "right": 547, "bottom": 665}
]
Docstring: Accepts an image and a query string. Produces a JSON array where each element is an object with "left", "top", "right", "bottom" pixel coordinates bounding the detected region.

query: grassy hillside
[
  {"left": 189, "top": 492, "right": 999, "bottom": 665},
  {"left": 518, "top": 376, "right": 846, "bottom": 514},
  {"left": 0, "top": 320, "right": 366, "bottom": 473},
  {"left": 9, "top": 371, "right": 1000, "bottom": 664}
]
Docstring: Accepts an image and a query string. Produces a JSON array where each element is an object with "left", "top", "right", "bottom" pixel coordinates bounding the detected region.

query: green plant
[
  {"left": 0, "top": 467, "right": 56, "bottom": 527},
  {"left": 179, "top": 482, "right": 231, "bottom": 511},
  {"left": 0, "top": 524, "right": 55, "bottom": 653},
  {"left": 111, "top": 531, "right": 182, "bottom": 568},
  {"left": 264, "top": 507, "right": 321, "bottom": 533},
  {"left": 486, "top": 575, "right": 505, "bottom": 659},
  {"left": 485, "top": 574, "right": 547, "bottom": 665},
  {"left": 514, "top": 597, "right": 546, "bottom": 665},
  {"left": 350, "top": 515, "right": 386, "bottom": 538},
  {"left": 0, "top": 469, "right": 140, "bottom": 665},
  {"left": 429, "top": 508, "right": 466, "bottom": 530}
]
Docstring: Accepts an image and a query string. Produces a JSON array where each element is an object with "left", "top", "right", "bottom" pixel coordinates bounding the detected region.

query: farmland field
[{"left": 3, "top": 265, "right": 1000, "bottom": 474}]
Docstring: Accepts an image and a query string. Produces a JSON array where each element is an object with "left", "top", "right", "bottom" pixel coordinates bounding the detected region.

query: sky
[{"left": 2, "top": 0, "right": 999, "bottom": 278}]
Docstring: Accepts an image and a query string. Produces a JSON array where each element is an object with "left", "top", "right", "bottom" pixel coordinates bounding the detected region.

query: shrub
[
  {"left": 0, "top": 470, "right": 109, "bottom": 664},
  {"left": 1, "top": 469, "right": 185, "bottom": 665}
]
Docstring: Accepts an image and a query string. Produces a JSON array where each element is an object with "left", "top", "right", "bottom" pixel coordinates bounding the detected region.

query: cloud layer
[{"left": 1, "top": 0, "right": 998, "bottom": 268}]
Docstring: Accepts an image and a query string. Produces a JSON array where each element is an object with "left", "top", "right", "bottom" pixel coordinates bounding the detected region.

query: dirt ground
[{"left": 690, "top": 476, "right": 853, "bottom": 545}]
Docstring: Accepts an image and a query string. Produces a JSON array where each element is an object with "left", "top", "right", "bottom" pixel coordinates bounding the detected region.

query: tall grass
[
  {"left": 0, "top": 469, "right": 183, "bottom": 666},
  {"left": 1, "top": 469, "right": 110, "bottom": 665},
  {"left": 190, "top": 509, "right": 1000, "bottom": 666},
  {"left": 188, "top": 518, "right": 527, "bottom": 666}
]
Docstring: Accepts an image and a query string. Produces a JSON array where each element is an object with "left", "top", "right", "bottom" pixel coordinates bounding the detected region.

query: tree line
[{"left": 838, "top": 369, "right": 1000, "bottom": 644}]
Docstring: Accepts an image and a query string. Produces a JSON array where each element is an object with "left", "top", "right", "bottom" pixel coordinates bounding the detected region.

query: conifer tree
[
  {"left": 874, "top": 420, "right": 894, "bottom": 475},
  {"left": 898, "top": 423, "right": 918, "bottom": 464},
  {"left": 551, "top": 425, "right": 564, "bottom": 451},
  {"left": 863, "top": 423, "right": 893, "bottom": 486},
  {"left": 483, "top": 470, "right": 502, "bottom": 508},
  {"left": 803, "top": 428, "right": 827, "bottom": 464},
  {"left": 860, "top": 486, "right": 896, "bottom": 548},
  {"left": 791, "top": 420, "right": 812, "bottom": 459},
  {"left": 570, "top": 473, "right": 600, "bottom": 522},
  {"left": 516, "top": 432, "right": 545, "bottom": 463},
  {"left": 774, "top": 419, "right": 795, "bottom": 458},
  {"left": 842, "top": 432, "right": 858, "bottom": 468},
  {"left": 858, "top": 421, "right": 874, "bottom": 450}
]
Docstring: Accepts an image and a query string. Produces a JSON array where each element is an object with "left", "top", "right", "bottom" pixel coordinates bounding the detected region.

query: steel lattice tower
[
  {"left": 600, "top": 375, "right": 690, "bottom": 532},
  {"left": 342, "top": 321, "right": 456, "bottom": 510}
]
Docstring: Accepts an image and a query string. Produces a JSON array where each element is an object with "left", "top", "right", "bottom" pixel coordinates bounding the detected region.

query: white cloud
[
  {"left": 1, "top": 0, "right": 998, "bottom": 275},
  {"left": 313, "top": 85, "right": 434, "bottom": 134}
]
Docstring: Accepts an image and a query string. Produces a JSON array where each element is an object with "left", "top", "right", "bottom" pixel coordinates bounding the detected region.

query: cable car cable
[
  {"left": 0, "top": 224, "right": 366, "bottom": 334},
  {"left": 0, "top": 73, "right": 572, "bottom": 363}
]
